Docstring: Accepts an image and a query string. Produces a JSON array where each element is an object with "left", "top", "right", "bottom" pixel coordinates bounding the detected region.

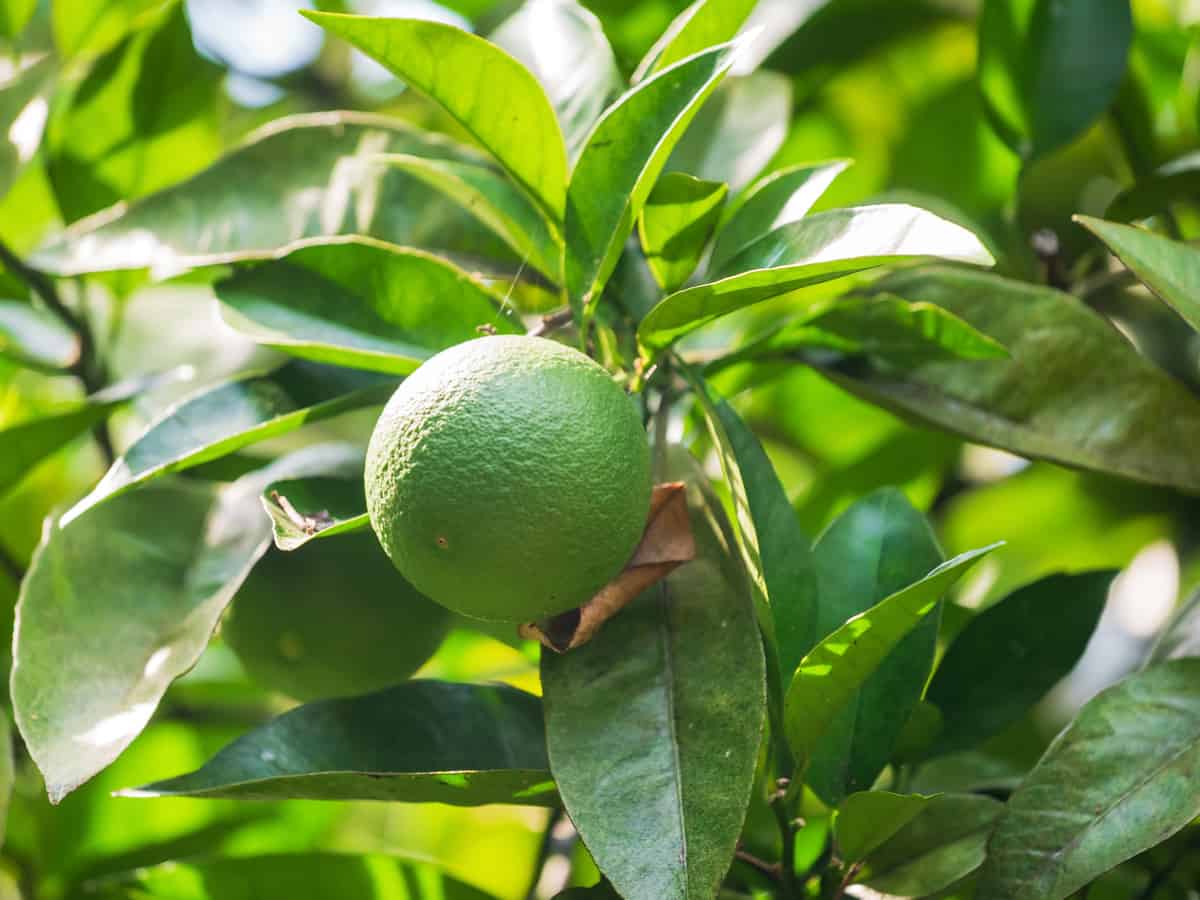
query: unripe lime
[
  {"left": 224, "top": 533, "right": 450, "bottom": 701},
  {"left": 364, "top": 335, "right": 651, "bottom": 623}
]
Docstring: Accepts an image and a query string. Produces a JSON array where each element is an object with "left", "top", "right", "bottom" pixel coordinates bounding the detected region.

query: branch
[
  {"left": 525, "top": 807, "right": 576, "bottom": 900},
  {"left": 735, "top": 847, "right": 781, "bottom": 883},
  {"left": 528, "top": 308, "right": 574, "bottom": 338}
]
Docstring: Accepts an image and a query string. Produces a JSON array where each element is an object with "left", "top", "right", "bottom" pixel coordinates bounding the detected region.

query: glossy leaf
[
  {"left": 978, "top": 0, "right": 1132, "bottom": 159},
  {"left": 62, "top": 363, "right": 395, "bottom": 525},
  {"left": 1077, "top": 215, "right": 1200, "bottom": 335},
  {"left": 835, "top": 791, "right": 933, "bottom": 864},
  {"left": 376, "top": 154, "right": 562, "bottom": 280},
  {"left": 638, "top": 172, "right": 727, "bottom": 291},
  {"left": 491, "top": 0, "right": 621, "bottom": 159},
  {"left": 638, "top": 204, "right": 994, "bottom": 352},
  {"left": 259, "top": 443, "right": 370, "bottom": 551},
  {"left": 926, "top": 571, "right": 1112, "bottom": 758},
  {"left": 0, "top": 53, "right": 54, "bottom": 202},
  {"left": 0, "top": 300, "right": 79, "bottom": 371},
  {"left": 565, "top": 39, "right": 741, "bottom": 317},
  {"left": 129, "top": 681, "right": 554, "bottom": 807},
  {"left": 542, "top": 469, "right": 765, "bottom": 900},
  {"left": 216, "top": 237, "right": 518, "bottom": 374},
  {"left": 88, "top": 853, "right": 497, "bottom": 900},
  {"left": 52, "top": 0, "right": 165, "bottom": 58},
  {"left": 818, "top": 266, "right": 1200, "bottom": 493},
  {"left": 861, "top": 794, "right": 1004, "bottom": 896},
  {"left": 784, "top": 542, "right": 998, "bottom": 774},
  {"left": 304, "top": 11, "right": 568, "bottom": 220},
  {"left": 709, "top": 160, "right": 850, "bottom": 273},
  {"left": 12, "top": 472, "right": 278, "bottom": 802},
  {"left": 803, "top": 490, "right": 944, "bottom": 804},
  {"left": 47, "top": 4, "right": 223, "bottom": 223},
  {"left": 633, "top": 0, "right": 756, "bottom": 80},
  {"left": 977, "top": 659, "right": 1200, "bottom": 900},
  {"left": 33, "top": 111, "right": 508, "bottom": 278}
]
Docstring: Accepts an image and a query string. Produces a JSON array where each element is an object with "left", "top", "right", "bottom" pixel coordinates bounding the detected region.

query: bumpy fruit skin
[
  {"left": 224, "top": 533, "right": 450, "bottom": 701},
  {"left": 365, "top": 335, "right": 652, "bottom": 623}
]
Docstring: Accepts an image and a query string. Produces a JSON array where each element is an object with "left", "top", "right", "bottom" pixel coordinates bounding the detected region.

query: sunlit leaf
[
  {"left": 0, "top": 53, "right": 53, "bottom": 203},
  {"left": 52, "top": 0, "right": 166, "bottom": 58},
  {"left": 638, "top": 172, "right": 727, "bottom": 291},
  {"left": 0, "top": 300, "right": 79, "bottom": 371},
  {"left": 835, "top": 791, "right": 933, "bottom": 864},
  {"left": 633, "top": 0, "right": 756, "bottom": 80},
  {"left": 0, "top": 0, "right": 35, "bottom": 38}
]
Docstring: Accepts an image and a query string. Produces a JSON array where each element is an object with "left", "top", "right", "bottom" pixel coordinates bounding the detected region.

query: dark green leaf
[
  {"left": 1077, "top": 215, "right": 1200, "bottom": 335},
  {"left": 47, "top": 4, "right": 223, "bottom": 223},
  {"left": 0, "top": 53, "right": 54, "bottom": 202},
  {"left": 304, "top": 11, "right": 568, "bottom": 221},
  {"left": 87, "top": 853, "right": 497, "bottom": 900},
  {"left": 215, "top": 238, "right": 518, "bottom": 374},
  {"left": 638, "top": 204, "right": 994, "bottom": 352},
  {"left": 52, "top": 0, "right": 166, "bottom": 58},
  {"left": 491, "top": 0, "right": 621, "bottom": 159},
  {"left": 259, "top": 443, "right": 370, "bottom": 551},
  {"left": 638, "top": 172, "right": 727, "bottom": 291},
  {"left": 860, "top": 794, "right": 1004, "bottom": 896},
  {"left": 784, "top": 542, "right": 998, "bottom": 775},
  {"left": 977, "top": 659, "right": 1200, "bottom": 900},
  {"left": 708, "top": 160, "right": 850, "bottom": 274},
  {"left": 1105, "top": 152, "right": 1200, "bottom": 223},
  {"left": 926, "top": 571, "right": 1112, "bottom": 758},
  {"left": 803, "top": 490, "right": 944, "bottom": 804},
  {"left": 834, "top": 791, "right": 933, "bottom": 864},
  {"left": 565, "top": 38, "right": 741, "bottom": 318},
  {"left": 62, "top": 363, "right": 394, "bottom": 525},
  {"left": 541, "top": 464, "right": 765, "bottom": 900},
  {"left": 0, "top": 300, "right": 79, "bottom": 371},
  {"left": 33, "top": 112, "right": 509, "bottom": 278},
  {"left": 817, "top": 266, "right": 1200, "bottom": 493},
  {"left": 633, "top": 0, "right": 756, "bottom": 80},
  {"left": 128, "top": 681, "right": 554, "bottom": 807},
  {"left": 977, "top": 0, "right": 1132, "bottom": 159}
]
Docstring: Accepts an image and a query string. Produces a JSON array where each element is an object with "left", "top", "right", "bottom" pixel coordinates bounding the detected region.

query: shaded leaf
[
  {"left": 638, "top": 172, "right": 727, "bottom": 291},
  {"left": 638, "top": 204, "right": 994, "bottom": 352},
  {"left": 304, "top": 11, "right": 567, "bottom": 220},
  {"left": 0, "top": 300, "right": 79, "bottom": 371},
  {"left": 978, "top": 0, "right": 1132, "bottom": 159},
  {"left": 784, "top": 542, "right": 998, "bottom": 773},
  {"left": 128, "top": 681, "right": 554, "bottom": 807},
  {"left": 818, "top": 266, "right": 1200, "bottom": 493},
  {"left": 541, "top": 461, "right": 765, "bottom": 900},
  {"left": 835, "top": 791, "right": 933, "bottom": 864},
  {"left": 62, "top": 363, "right": 394, "bottom": 525},
  {"left": 977, "top": 659, "right": 1200, "bottom": 900},
  {"left": 1077, "top": 215, "right": 1200, "bottom": 335},
  {"left": 709, "top": 160, "right": 850, "bottom": 273},
  {"left": 926, "top": 571, "right": 1112, "bottom": 758},
  {"left": 0, "top": 53, "right": 54, "bottom": 202},
  {"left": 215, "top": 237, "right": 518, "bottom": 374},
  {"left": 259, "top": 444, "right": 370, "bottom": 552},
  {"left": 565, "top": 38, "right": 741, "bottom": 318},
  {"left": 633, "top": 0, "right": 756, "bottom": 81},
  {"left": 860, "top": 794, "right": 1004, "bottom": 897},
  {"left": 1105, "top": 152, "right": 1200, "bottom": 223},
  {"left": 52, "top": 0, "right": 166, "bottom": 58}
]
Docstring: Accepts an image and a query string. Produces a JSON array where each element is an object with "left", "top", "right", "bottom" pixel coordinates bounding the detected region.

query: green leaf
[
  {"left": 258, "top": 443, "right": 370, "bottom": 551},
  {"left": 127, "top": 681, "right": 554, "bottom": 807},
  {"left": 638, "top": 204, "right": 995, "bottom": 353},
  {"left": 0, "top": 0, "right": 34, "bottom": 37},
  {"left": 817, "top": 266, "right": 1200, "bottom": 493},
  {"left": 977, "top": 0, "right": 1132, "bottom": 160},
  {"left": 1106, "top": 152, "right": 1200, "bottom": 223},
  {"left": 0, "top": 53, "right": 54, "bottom": 203},
  {"left": 541, "top": 465, "right": 766, "bottom": 900},
  {"left": 1148, "top": 586, "right": 1200, "bottom": 664},
  {"left": 52, "top": 0, "right": 166, "bottom": 58},
  {"left": 926, "top": 571, "right": 1112, "bottom": 758},
  {"left": 303, "top": 11, "right": 568, "bottom": 221},
  {"left": 709, "top": 160, "right": 850, "bottom": 273},
  {"left": 215, "top": 238, "right": 518, "bottom": 375},
  {"left": 860, "top": 794, "right": 1004, "bottom": 896},
  {"left": 88, "top": 853, "right": 497, "bottom": 900},
  {"left": 784, "top": 542, "right": 998, "bottom": 773},
  {"left": 1077, "top": 215, "right": 1200, "bottom": 335},
  {"left": 12, "top": 472, "right": 276, "bottom": 802},
  {"left": 633, "top": 0, "right": 756, "bottom": 81},
  {"left": 976, "top": 659, "right": 1200, "bottom": 900},
  {"left": 834, "top": 791, "right": 933, "bottom": 864},
  {"left": 664, "top": 71, "right": 792, "bottom": 192},
  {"left": 490, "top": 0, "right": 621, "bottom": 159},
  {"left": 33, "top": 111, "right": 509, "bottom": 278},
  {"left": 0, "top": 300, "right": 79, "bottom": 371},
  {"left": 638, "top": 172, "right": 727, "bottom": 291},
  {"left": 375, "top": 154, "right": 562, "bottom": 280},
  {"left": 61, "top": 363, "right": 395, "bottom": 525},
  {"left": 803, "top": 490, "right": 944, "bottom": 805},
  {"left": 47, "top": 4, "right": 223, "bottom": 223},
  {"left": 0, "top": 711, "right": 12, "bottom": 850},
  {"left": 564, "top": 38, "right": 741, "bottom": 318}
]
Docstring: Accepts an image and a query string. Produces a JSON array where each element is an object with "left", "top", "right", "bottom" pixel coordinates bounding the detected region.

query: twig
[
  {"left": 0, "top": 540, "right": 24, "bottom": 585},
  {"left": 735, "top": 847, "right": 781, "bottom": 883},
  {"left": 772, "top": 787, "right": 801, "bottom": 900},
  {"left": 527, "top": 308, "right": 574, "bottom": 338},
  {"left": 832, "top": 862, "right": 863, "bottom": 900},
  {"left": 525, "top": 807, "right": 575, "bottom": 900}
]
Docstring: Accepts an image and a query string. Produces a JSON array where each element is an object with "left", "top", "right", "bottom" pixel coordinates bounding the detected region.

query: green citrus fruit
[
  {"left": 224, "top": 533, "right": 450, "bottom": 701},
  {"left": 365, "top": 335, "right": 651, "bottom": 623}
]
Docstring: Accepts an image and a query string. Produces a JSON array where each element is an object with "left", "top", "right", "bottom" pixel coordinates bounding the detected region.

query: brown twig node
[{"left": 519, "top": 482, "right": 696, "bottom": 652}]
